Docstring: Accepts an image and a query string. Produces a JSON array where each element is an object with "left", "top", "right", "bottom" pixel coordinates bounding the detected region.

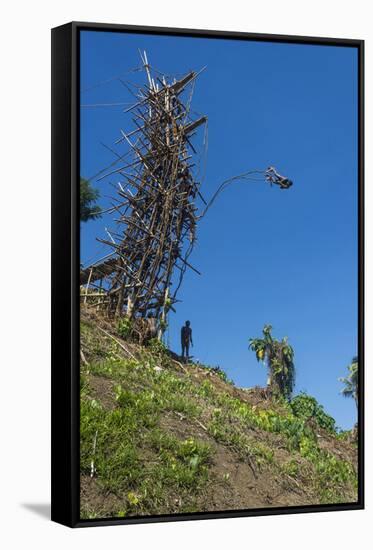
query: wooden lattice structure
[{"left": 81, "top": 52, "right": 207, "bottom": 323}]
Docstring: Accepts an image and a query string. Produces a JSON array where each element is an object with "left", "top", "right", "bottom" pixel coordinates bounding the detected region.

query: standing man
[{"left": 181, "top": 320, "right": 193, "bottom": 361}]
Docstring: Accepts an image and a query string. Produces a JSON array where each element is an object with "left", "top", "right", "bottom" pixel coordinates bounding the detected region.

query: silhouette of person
[{"left": 181, "top": 320, "right": 193, "bottom": 360}]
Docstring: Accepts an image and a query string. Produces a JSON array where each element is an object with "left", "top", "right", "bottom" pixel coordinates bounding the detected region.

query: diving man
[{"left": 265, "top": 166, "right": 293, "bottom": 190}]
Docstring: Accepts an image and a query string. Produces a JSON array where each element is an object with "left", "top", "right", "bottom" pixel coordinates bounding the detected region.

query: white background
[{"left": 0, "top": 1, "right": 371, "bottom": 548}]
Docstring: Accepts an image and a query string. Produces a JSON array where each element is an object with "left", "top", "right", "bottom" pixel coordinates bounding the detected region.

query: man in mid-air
[
  {"left": 181, "top": 320, "right": 193, "bottom": 361},
  {"left": 265, "top": 166, "right": 293, "bottom": 190}
]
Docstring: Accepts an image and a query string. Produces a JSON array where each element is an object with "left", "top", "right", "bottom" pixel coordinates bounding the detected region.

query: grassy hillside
[{"left": 80, "top": 310, "right": 358, "bottom": 519}]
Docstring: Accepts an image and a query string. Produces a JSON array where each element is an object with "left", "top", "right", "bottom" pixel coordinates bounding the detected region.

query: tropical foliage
[
  {"left": 339, "top": 356, "right": 358, "bottom": 409},
  {"left": 249, "top": 324, "right": 295, "bottom": 400},
  {"left": 80, "top": 177, "right": 102, "bottom": 222},
  {"left": 290, "top": 392, "right": 337, "bottom": 433}
]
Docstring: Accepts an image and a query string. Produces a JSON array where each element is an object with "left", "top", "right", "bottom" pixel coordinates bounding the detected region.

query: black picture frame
[{"left": 51, "top": 21, "right": 365, "bottom": 528}]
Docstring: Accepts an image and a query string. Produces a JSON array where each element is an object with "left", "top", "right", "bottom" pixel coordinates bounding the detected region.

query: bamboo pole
[{"left": 84, "top": 268, "right": 93, "bottom": 304}]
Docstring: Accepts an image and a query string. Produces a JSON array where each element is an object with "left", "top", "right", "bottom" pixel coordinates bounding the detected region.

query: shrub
[
  {"left": 148, "top": 337, "right": 167, "bottom": 355},
  {"left": 209, "top": 365, "right": 232, "bottom": 384},
  {"left": 117, "top": 317, "right": 132, "bottom": 339},
  {"left": 290, "top": 393, "right": 337, "bottom": 433}
]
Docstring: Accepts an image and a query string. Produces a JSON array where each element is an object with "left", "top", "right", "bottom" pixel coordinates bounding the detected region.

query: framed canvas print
[{"left": 51, "top": 22, "right": 364, "bottom": 527}]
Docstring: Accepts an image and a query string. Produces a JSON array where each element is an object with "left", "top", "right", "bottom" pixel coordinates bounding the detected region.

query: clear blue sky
[{"left": 80, "top": 30, "right": 358, "bottom": 430}]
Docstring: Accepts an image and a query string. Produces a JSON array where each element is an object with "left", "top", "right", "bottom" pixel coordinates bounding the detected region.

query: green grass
[
  {"left": 208, "top": 408, "right": 274, "bottom": 467},
  {"left": 81, "top": 387, "right": 212, "bottom": 515},
  {"left": 80, "top": 320, "right": 358, "bottom": 516},
  {"left": 192, "top": 380, "right": 357, "bottom": 502},
  {"left": 80, "top": 333, "right": 214, "bottom": 517}
]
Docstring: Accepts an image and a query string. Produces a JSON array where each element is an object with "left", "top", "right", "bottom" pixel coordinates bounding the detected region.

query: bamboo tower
[{"left": 81, "top": 52, "right": 207, "bottom": 322}]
